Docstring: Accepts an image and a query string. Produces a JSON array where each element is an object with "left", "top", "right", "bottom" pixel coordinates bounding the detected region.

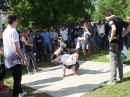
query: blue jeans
[
  {"left": 44, "top": 43, "right": 51, "bottom": 53},
  {"left": 52, "top": 42, "right": 57, "bottom": 52},
  {"left": 31, "top": 46, "right": 39, "bottom": 60},
  {"left": 74, "top": 38, "right": 77, "bottom": 46}
]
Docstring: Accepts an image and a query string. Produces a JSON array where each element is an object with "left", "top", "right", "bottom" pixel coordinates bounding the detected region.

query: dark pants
[
  {"left": 99, "top": 36, "right": 105, "bottom": 51},
  {"left": 37, "top": 47, "right": 47, "bottom": 61},
  {"left": 10, "top": 64, "right": 23, "bottom": 96},
  {"left": 24, "top": 52, "right": 37, "bottom": 72}
]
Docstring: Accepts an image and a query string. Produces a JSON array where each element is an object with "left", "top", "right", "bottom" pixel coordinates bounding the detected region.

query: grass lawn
[{"left": 1, "top": 45, "right": 130, "bottom": 97}]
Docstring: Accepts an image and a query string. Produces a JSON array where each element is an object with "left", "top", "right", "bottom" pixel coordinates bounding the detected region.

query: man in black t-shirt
[{"left": 103, "top": 9, "right": 130, "bottom": 85}]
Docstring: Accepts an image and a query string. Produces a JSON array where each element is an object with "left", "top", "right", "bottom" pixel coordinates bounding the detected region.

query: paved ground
[{"left": 21, "top": 61, "right": 130, "bottom": 97}]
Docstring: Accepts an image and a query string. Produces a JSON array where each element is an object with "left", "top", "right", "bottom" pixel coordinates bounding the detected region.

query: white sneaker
[
  {"left": 77, "top": 37, "right": 86, "bottom": 41},
  {"left": 58, "top": 39, "right": 66, "bottom": 47},
  {"left": 19, "top": 91, "right": 27, "bottom": 97}
]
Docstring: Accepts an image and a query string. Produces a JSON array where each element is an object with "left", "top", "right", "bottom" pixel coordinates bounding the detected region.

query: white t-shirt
[
  {"left": 60, "top": 54, "right": 76, "bottom": 65},
  {"left": 3, "top": 27, "right": 22, "bottom": 68},
  {"left": 60, "top": 30, "right": 68, "bottom": 41},
  {"left": 97, "top": 25, "right": 105, "bottom": 35}
]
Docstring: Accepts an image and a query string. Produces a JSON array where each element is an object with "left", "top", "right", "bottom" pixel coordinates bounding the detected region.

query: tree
[
  {"left": 1, "top": 0, "right": 95, "bottom": 30},
  {"left": 92, "top": 0, "right": 128, "bottom": 22}
]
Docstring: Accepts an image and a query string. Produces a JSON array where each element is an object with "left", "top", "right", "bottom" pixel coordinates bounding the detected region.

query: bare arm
[
  {"left": 0, "top": 48, "right": 4, "bottom": 55},
  {"left": 22, "top": 36, "right": 33, "bottom": 46},
  {"left": 122, "top": 25, "right": 130, "bottom": 37},
  {"left": 86, "top": 28, "right": 91, "bottom": 36}
]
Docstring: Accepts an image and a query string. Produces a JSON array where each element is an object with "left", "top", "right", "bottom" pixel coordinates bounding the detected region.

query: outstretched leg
[
  {"left": 72, "top": 37, "right": 86, "bottom": 60},
  {"left": 51, "top": 39, "right": 66, "bottom": 60}
]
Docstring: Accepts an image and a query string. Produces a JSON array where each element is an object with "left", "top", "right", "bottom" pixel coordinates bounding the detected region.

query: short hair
[
  {"left": 36, "top": 30, "right": 40, "bottom": 33},
  {"left": 103, "top": 9, "right": 114, "bottom": 17},
  {"left": 7, "top": 14, "right": 17, "bottom": 24}
]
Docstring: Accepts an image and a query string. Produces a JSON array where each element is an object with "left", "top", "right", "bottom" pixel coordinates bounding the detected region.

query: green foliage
[
  {"left": 1, "top": 0, "right": 95, "bottom": 30},
  {"left": 92, "top": 0, "right": 129, "bottom": 22}
]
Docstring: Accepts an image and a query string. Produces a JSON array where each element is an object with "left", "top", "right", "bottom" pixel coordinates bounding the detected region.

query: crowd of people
[{"left": 0, "top": 8, "right": 130, "bottom": 97}]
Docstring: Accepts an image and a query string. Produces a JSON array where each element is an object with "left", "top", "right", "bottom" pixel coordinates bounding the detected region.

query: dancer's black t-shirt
[{"left": 108, "top": 16, "right": 129, "bottom": 52}]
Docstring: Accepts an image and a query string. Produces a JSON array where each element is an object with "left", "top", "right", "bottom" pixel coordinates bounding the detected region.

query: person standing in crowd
[
  {"left": 34, "top": 30, "right": 48, "bottom": 62},
  {"left": 82, "top": 22, "right": 91, "bottom": 59},
  {"left": 18, "top": 31, "right": 24, "bottom": 55},
  {"left": 76, "top": 23, "right": 84, "bottom": 38},
  {"left": 3, "top": 14, "right": 29, "bottom": 97},
  {"left": 22, "top": 27, "right": 41, "bottom": 75},
  {"left": 67, "top": 41, "right": 76, "bottom": 54},
  {"left": 0, "top": 28, "right": 10, "bottom": 93},
  {"left": 97, "top": 20, "right": 105, "bottom": 52},
  {"left": 41, "top": 27, "right": 51, "bottom": 55},
  {"left": 103, "top": 9, "right": 130, "bottom": 85},
  {"left": 50, "top": 28, "right": 58, "bottom": 52},
  {"left": 30, "top": 31, "right": 39, "bottom": 62},
  {"left": 68, "top": 25, "right": 75, "bottom": 42},
  {"left": 125, "top": 17, "right": 130, "bottom": 49},
  {"left": 89, "top": 22, "right": 96, "bottom": 51},
  {"left": 60, "top": 26, "right": 68, "bottom": 48},
  {"left": 74, "top": 25, "right": 79, "bottom": 45},
  {"left": 104, "top": 20, "right": 110, "bottom": 48}
]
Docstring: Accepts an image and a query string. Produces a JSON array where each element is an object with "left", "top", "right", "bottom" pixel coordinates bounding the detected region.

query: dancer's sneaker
[
  {"left": 58, "top": 39, "right": 66, "bottom": 47},
  {"left": 77, "top": 37, "right": 86, "bottom": 41}
]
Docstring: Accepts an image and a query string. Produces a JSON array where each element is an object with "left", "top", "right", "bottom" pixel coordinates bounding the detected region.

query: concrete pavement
[{"left": 21, "top": 61, "right": 130, "bottom": 97}]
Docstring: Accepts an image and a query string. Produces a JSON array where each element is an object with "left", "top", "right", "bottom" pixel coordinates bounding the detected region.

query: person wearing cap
[{"left": 22, "top": 27, "right": 41, "bottom": 75}]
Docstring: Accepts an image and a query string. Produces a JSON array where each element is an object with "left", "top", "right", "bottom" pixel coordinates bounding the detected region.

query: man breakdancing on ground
[{"left": 51, "top": 37, "right": 86, "bottom": 77}]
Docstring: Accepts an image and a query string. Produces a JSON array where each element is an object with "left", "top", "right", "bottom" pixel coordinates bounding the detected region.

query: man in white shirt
[
  {"left": 51, "top": 37, "right": 86, "bottom": 77},
  {"left": 60, "top": 26, "right": 68, "bottom": 48},
  {"left": 3, "top": 14, "right": 29, "bottom": 97}
]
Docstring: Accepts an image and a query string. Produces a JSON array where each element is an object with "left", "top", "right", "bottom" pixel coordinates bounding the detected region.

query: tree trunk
[{"left": 52, "top": 7, "right": 59, "bottom": 27}]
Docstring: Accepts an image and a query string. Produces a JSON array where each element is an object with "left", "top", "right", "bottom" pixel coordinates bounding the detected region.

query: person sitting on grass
[{"left": 51, "top": 37, "right": 85, "bottom": 77}]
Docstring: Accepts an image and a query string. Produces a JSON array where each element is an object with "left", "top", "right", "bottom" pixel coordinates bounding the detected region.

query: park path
[{"left": 21, "top": 61, "right": 130, "bottom": 97}]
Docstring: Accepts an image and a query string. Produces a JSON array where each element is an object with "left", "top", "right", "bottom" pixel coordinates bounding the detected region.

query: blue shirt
[
  {"left": 41, "top": 32, "right": 50, "bottom": 44},
  {"left": 89, "top": 26, "right": 95, "bottom": 37}
]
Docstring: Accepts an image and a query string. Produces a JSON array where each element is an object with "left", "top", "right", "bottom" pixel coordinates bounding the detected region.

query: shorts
[
  {"left": 64, "top": 61, "right": 79, "bottom": 70},
  {"left": 90, "top": 37, "right": 96, "bottom": 44},
  {"left": 0, "top": 64, "right": 6, "bottom": 81},
  {"left": 82, "top": 43, "right": 90, "bottom": 49}
]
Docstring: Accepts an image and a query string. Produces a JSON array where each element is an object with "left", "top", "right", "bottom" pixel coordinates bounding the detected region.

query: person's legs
[
  {"left": 40, "top": 47, "right": 48, "bottom": 62},
  {"left": 72, "top": 38, "right": 83, "bottom": 60},
  {"left": 82, "top": 44, "right": 86, "bottom": 58},
  {"left": 28, "top": 52, "right": 38, "bottom": 71},
  {"left": 116, "top": 52, "right": 123, "bottom": 80},
  {"left": 37, "top": 48, "right": 42, "bottom": 61},
  {"left": 0, "top": 64, "right": 5, "bottom": 88},
  {"left": 109, "top": 52, "right": 117, "bottom": 82},
  {"left": 10, "top": 65, "right": 23, "bottom": 97},
  {"left": 24, "top": 53, "right": 32, "bottom": 73}
]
